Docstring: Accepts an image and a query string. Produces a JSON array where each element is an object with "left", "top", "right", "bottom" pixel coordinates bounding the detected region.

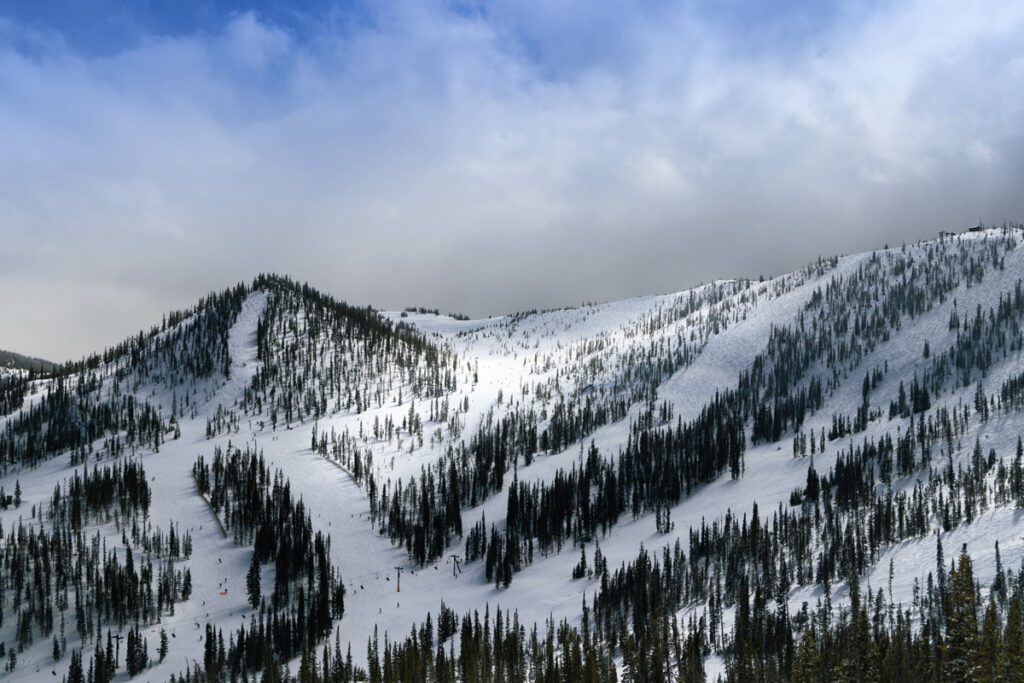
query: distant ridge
[{"left": 0, "top": 348, "right": 57, "bottom": 373}]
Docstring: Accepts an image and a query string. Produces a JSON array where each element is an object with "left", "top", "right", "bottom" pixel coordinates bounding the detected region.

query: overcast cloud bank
[{"left": 1, "top": 0, "right": 1023, "bottom": 360}]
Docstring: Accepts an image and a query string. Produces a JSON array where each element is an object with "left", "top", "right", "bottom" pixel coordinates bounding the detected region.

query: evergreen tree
[
  {"left": 247, "top": 552, "right": 262, "bottom": 609},
  {"left": 1004, "top": 591, "right": 1024, "bottom": 678},
  {"left": 978, "top": 594, "right": 1000, "bottom": 683},
  {"left": 945, "top": 546, "right": 979, "bottom": 681},
  {"left": 792, "top": 627, "right": 820, "bottom": 683},
  {"left": 66, "top": 650, "right": 84, "bottom": 683}
]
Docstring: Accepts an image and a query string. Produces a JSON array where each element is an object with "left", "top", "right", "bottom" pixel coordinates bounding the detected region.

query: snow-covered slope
[{"left": 4, "top": 230, "right": 1024, "bottom": 680}]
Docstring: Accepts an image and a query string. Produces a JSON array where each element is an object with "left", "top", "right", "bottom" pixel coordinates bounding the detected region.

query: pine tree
[
  {"left": 1004, "top": 591, "right": 1024, "bottom": 678},
  {"left": 67, "top": 649, "right": 84, "bottom": 683},
  {"left": 978, "top": 594, "right": 1000, "bottom": 683},
  {"left": 247, "top": 552, "right": 262, "bottom": 608},
  {"left": 572, "top": 547, "right": 588, "bottom": 580},
  {"left": 792, "top": 627, "right": 820, "bottom": 683},
  {"left": 944, "top": 546, "right": 979, "bottom": 682}
]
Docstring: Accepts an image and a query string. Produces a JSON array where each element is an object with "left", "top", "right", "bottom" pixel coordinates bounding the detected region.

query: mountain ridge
[
  {"left": 0, "top": 348, "right": 57, "bottom": 374},
  {"left": 4, "top": 227, "right": 1024, "bottom": 681}
]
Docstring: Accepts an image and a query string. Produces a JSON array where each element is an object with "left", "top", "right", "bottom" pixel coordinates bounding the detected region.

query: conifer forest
[{"left": 9, "top": 230, "right": 1024, "bottom": 681}]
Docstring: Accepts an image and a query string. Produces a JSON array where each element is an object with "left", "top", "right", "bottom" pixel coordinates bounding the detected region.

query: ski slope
[{"left": 4, "top": 228, "right": 1024, "bottom": 680}]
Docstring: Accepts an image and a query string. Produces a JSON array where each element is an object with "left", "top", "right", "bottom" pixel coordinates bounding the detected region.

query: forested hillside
[
  {"left": 4, "top": 228, "right": 1024, "bottom": 681},
  {"left": 0, "top": 350, "right": 56, "bottom": 374}
]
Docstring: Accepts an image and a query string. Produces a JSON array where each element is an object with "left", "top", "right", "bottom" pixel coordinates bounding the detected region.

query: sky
[{"left": 1, "top": 0, "right": 1024, "bottom": 362}]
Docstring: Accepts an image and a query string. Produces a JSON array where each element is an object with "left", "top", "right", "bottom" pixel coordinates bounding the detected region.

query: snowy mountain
[
  {"left": 4, "top": 230, "right": 1024, "bottom": 681},
  {"left": 0, "top": 349, "right": 56, "bottom": 374}
]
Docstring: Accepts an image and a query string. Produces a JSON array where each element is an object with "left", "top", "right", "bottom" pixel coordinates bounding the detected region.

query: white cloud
[
  {"left": 0, "top": 0, "right": 1023, "bottom": 360},
  {"left": 224, "top": 11, "right": 292, "bottom": 70}
]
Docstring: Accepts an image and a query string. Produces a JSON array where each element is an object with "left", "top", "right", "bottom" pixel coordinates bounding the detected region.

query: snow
[{"left": 5, "top": 229, "right": 1024, "bottom": 680}]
